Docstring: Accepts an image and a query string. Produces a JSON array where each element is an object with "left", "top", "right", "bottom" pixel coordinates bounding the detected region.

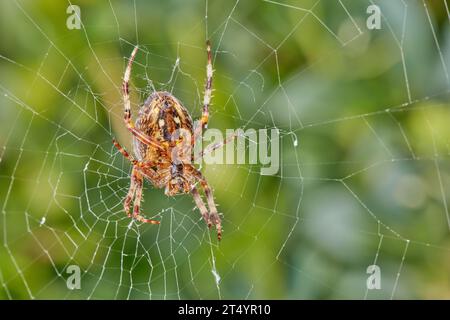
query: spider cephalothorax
[{"left": 113, "top": 41, "right": 226, "bottom": 240}]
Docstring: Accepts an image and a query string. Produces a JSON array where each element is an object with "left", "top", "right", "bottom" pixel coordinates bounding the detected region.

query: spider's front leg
[
  {"left": 124, "top": 167, "right": 137, "bottom": 217},
  {"left": 200, "top": 178, "right": 222, "bottom": 241},
  {"left": 194, "top": 41, "right": 213, "bottom": 140},
  {"left": 122, "top": 46, "right": 164, "bottom": 151}
]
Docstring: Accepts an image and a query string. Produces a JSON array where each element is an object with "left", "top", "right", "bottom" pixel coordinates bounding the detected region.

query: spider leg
[
  {"left": 122, "top": 46, "right": 164, "bottom": 151},
  {"left": 113, "top": 138, "right": 139, "bottom": 216},
  {"left": 113, "top": 139, "right": 160, "bottom": 224},
  {"left": 113, "top": 138, "right": 159, "bottom": 170},
  {"left": 132, "top": 169, "right": 160, "bottom": 225},
  {"left": 187, "top": 165, "right": 222, "bottom": 240},
  {"left": 123, "top": 167, "right": 138, "bottom": 216},
  {"left": 123, "top": 46, "right": 138, "bottom": 127},
  {"left": 194, "top": 41, "right": 213, "bottom": 140},
  {"left": 200, "top": 178, "right": 222, "bottom": 241},
  {"left": 113, "top": 138, "right": 138, "bottom": 165},
  {"left": 191, "top": 186, "right": 211, "bottom": 227},
  {"left": 202, "top": 40, "right": 213, "bottom": 129}
]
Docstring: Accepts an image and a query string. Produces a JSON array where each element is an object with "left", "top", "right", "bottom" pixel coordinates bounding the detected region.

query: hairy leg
[
  {"left": 113, "top": 139, "right": 138, "bottom": 216},
  {"left": 122, "top": 46, "right": 164, "bottom": 151},
  {"left": 124, "top": 167, "right": 138, "bottom": 216},
  {"left": 123, "top": 46, "right": 138, "bottom": 128},
  {"left": 187, "top": 165, "right": 222, "bottom": 240},
  {"left": 132, "top": 169, "right": 160, "bottom": 225},
  {"left": 113, "top": 139, "right": 160, "bottom": 224},
  {"left": 113, "top": 138, "right": 138, "bottom": 165},
  {"left": 194, "top": 41, "right": 213, "bottom": 141},
  {"left": 200, "top": 179, "right": 222, "bottom": 240},
  {"left": 191, "top": 186, "right": 211, "bottom": 226}
]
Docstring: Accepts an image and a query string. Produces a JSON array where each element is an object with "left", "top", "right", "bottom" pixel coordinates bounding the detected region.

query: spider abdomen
[{"left": 133, "top": 91, "right": 194, "bottom": 162}]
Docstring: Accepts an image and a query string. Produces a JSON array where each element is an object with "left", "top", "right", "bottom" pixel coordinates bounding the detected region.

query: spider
[{"left": 112, "top": 41, "right": 227, "bottom": 240}]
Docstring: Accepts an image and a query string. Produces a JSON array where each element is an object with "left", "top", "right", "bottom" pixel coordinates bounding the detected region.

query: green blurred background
[{"left": 0, "top": 0, "right": 450, "bottom": 299}]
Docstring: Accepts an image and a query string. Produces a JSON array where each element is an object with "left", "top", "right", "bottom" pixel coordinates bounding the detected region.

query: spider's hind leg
[
  {"left": 112, "top": 138, "right": 138, "bottom": 216},
  {"left": 201, "top": 179, "right": 222, "bottom": 241},
  {"left": 191, "top": 186, "right": 211, "bottom": 227},
  {"left": 132, "top": 170, "right": 160, "bottom": 225},
  {"left": 188, "top": 165, "right": 222, "bottom": 241}
]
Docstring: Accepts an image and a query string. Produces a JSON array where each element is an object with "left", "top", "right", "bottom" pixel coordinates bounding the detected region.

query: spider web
[{"left": 1, "top": 0, "right": 450, "bottom": 299}]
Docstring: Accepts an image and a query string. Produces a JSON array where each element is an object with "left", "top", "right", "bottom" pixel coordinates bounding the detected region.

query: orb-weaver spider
[{"left": 113, "top": 41, "right": 227, "bottom": 240}]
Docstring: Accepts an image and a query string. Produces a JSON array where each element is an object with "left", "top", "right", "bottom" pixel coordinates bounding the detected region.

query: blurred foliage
[{"left": 0, "top": 0, "right": 449, "bottom": 299}]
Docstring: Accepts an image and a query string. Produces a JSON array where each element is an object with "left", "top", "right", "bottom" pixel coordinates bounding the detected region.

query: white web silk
[{"left": 0, "top": 0, "right": 449, "bottom": 300}]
